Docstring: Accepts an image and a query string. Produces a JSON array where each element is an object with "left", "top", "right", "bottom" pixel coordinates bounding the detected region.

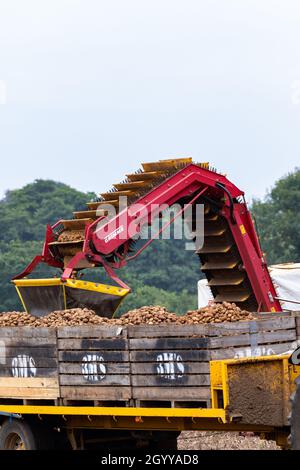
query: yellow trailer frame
[
  {"left": 211, "top": 354, "right": 300, "bottom": 412},
  {"left": 0, "top": 354, "right": 298, "bottom": 448}
]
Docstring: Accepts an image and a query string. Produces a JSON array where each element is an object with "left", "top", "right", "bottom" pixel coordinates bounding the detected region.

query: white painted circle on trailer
[
  {"left": 81, "top": 354, "right": 107, "bottom": 382},
  {"left": 11, "top": 355, "right": 37, "bottom": 377},
  {"left": 156, "top": 352, "right": 185, "bottom": 380}
]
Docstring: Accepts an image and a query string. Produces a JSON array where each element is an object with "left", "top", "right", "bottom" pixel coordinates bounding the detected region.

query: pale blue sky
[{"left": 0, "top": 0, "right": 299, "bottom": 202}]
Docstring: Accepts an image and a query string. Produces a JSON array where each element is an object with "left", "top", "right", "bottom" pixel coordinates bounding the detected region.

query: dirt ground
[{"left": 177, "top": 431, "right": 280, "bottom": 450}]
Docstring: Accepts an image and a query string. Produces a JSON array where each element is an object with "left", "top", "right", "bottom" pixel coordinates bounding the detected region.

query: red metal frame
[
  {"left": 14, "top": 164, "right": 282, "bottom": 312},
  {"left": 125, "top": 186, "right": 208, "bottom": 262},
  {"left": 91, "top": 164, "right": 243, "bottom": 255}
]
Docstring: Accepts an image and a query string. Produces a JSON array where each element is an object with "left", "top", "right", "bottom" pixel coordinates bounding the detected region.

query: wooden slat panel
[
  {"left": 247, "top": 317, "right": 296, "bottom": 332},
  {"left": 59, "top": 350, "right": 129, "bottom": 362},
  {"left": 128, "top": 323, "right": 251, "bottom": 338},
  {"left": 128, "top": 319, "right": 296, "bottom": 339},
  {"left": 126, "top": 171, "right": 164, "bottom": 181},
  {"left": 203, "top": 323, "right": 250, "bottom": 336},
  {"left": 58, "top": 326, "right": 126, "bottom": 339},
  {"left": 210, "top": 341, "right": 296, "bottom": 360},
  {"left": 0, "top": 376, "right": 59, "bottom": 398},
  {"left": 255, "top": 312, "right": 293, "bottom": 320},
  {"left": 60, "top": 386, "right": 131, "bottom": 400},
  {"left": 0, "top": 328, "right": 56, "bottom": 338},
  {"left": 59, "top": 363, "right": 130, "bottom": 374},
  {"left": 0, "top": 338, "right": 57, "bottom": 347},
  {"left": 129, "top": 338, "right": 210, "bottom": 350},
  {"left": 0, "top": 388, "right": 59, "bottom": 399},
  {"left": 142, "top": 158, "right": 192, "bottom": 172},
  {"left": 132, "top": 387, "right": 210, "bottom": 400},
  {"left": 206, "top": 317, "right": 296, "bottom": 336},
  {"left": 61, "top": 218, "right": 92, "bottom": 230},
  {"left": 0, "top": 329, "right": 58, "bottom": 374},
  {"left": 130, "top": 350, "right": 209, "bottom": 362},
  {"left": 59, "top": 325, "right": 130, "bottom": 401},
  {"left": 100, "top": 190, "right": 136, "bottom": 200},
  {"left": 257, "top": 329, "right": 296, "bottom": 343},
  {"left": 0, "top": 357, "right": 57, "bottom": 367},
  {"left": 131, "top": 375, "right": 210, "bottom": 387},
  {"left": 60, "top": 375, "right": 130, "bottom": 386},
  {"left": 131, "top": 362, "right": 210, "bottom": 374},
  {"left": 73, "top": 210, "right": 106, "bottom": 219},
  {"left": 0, "top": 377, "right": 58, "bottom": 388},
  {"left": 0, "top": 367, "right": 58, "bottom": 378},
  {"left": 0, "top": 331, "right": 59, "bottom": 386},
  {"left": 87, "top": 200, "right": 119, "bottom": 209},
  {"left": 128, "top": 325, "right": 211, "bottom": 338},
  {"left": 58, "top": 338, "right": 127, "bottom": 350},
  {"left": 113, "top": 181, "right": 146, "bottom": 190},
  {"left": 0, "top": 347, "right": 57, "bottom": 358},
  {"left": 209, "top": 329, "right": 296, "bottom": 349}
]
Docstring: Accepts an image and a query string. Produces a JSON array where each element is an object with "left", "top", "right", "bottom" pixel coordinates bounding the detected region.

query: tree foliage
[
  {"left": 0, "top": 180, "right": 95, "bottom": 311},
  {"left": 252, "top": 168, "right": 300, "bottom": 265}
]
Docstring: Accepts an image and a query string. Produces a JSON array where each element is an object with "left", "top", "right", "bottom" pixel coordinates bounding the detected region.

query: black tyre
[
  {"left": 291, "top": 378, "right": 300, "bottom": 450},
  {"left": 0, "top": 419, "right": 38, "bottom": 450},
  {"left": 0, "top": 419, "right": 56, "bottom": 450}
]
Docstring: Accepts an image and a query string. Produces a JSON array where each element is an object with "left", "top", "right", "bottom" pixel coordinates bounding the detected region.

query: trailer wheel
[
  {"left": 0, "top": 419, "right": 39, "bottom": 450},
  {"left": 291, "top": 379, "right": 300, "bottom": 450},
  {"left": 0, "top": 419, "right": 56, "bottom": 450}
]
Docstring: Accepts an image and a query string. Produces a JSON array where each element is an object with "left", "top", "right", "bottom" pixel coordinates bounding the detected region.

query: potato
[{"left": 0, "top": 301, "right": 254, "bottom": 327}]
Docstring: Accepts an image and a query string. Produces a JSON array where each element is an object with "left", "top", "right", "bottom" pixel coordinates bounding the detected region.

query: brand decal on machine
[{"left": 104, "top": 226, "right": 124, "bottom": 243}]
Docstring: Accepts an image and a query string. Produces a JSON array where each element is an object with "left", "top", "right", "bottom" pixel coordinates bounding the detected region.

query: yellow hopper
[{"left": 13, "top": 278, "right": 130, "bottom": 318}]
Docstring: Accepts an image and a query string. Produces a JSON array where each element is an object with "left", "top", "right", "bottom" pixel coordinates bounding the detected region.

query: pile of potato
[
  {"left": 0, "top": 311, "right": 36, "bottom": 327},
  {"left": 113, "top": 306, "right": 179, "bottom": 325},
  {"left": 58, "top": 229, "right": 85, "bottom": 242},
  {"left": 0, "top": 308, "right": 107, "bottom": 327},
  {"left": 181, "top": 302, "right": 255, "bottom": 324},
  {"left": 0, "top": 302, "right": 254, "bottom": 327},
  {"left": 114, "top": 303, "right": 254, "bottom": 325}
]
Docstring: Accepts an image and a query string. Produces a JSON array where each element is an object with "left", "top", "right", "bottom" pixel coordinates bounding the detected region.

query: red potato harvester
[{"left": 12, "top": 158, "right": 282, "bottom": 317}]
